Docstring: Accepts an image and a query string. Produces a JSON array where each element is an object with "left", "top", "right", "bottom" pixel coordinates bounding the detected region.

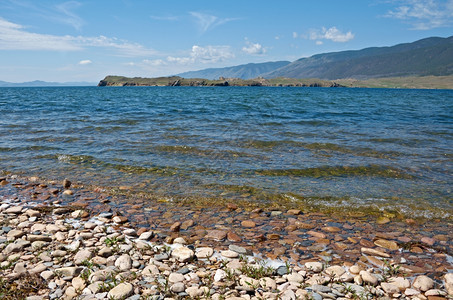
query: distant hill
[
  {"left": 264, "top": 36, "right": 453, "bottom": 80},
  {"left": 176, "top": 61, "right": 290, "bottom": 80},
  {"left": 0, "top": 80, "right": 96, "bottom": 87}
]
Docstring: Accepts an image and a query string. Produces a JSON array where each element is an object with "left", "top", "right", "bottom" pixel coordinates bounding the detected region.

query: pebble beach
[{"left": 0, "top": 175, "right": 452, "bottom": 299}]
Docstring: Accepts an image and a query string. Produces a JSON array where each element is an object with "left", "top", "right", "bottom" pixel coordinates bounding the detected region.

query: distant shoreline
[{"left": 98, "top": 75, "right": 453, "bottom": 89}]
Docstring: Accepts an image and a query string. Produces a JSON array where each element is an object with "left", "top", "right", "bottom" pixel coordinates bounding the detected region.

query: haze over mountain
[
  {"left": 176, "top": 61, "right": 290, "bottom": 80},
  {"left": 265, "top": 36, "right": 453, "bottom": 80},
  {"left": 0, "top": 80, "right": 96, "bottom": 87},
  {"left": 174, "top": 36, "right": 453, "bottom": 81}
]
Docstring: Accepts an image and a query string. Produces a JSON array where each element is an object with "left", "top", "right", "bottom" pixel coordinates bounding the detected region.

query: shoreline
[{"left": 1, "top": 174, "right": 452, "bottom": 299}]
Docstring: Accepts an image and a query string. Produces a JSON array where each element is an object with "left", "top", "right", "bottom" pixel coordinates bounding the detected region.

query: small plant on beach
[
  {"left": 239, "top": 260, "right": 274, "bottom": 279},
  {"left": 382, "top": 259, "right": 405, "bottom": 278}
]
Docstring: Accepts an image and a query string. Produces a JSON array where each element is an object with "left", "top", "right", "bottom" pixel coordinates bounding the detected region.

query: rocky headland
[{"left": 0, "top": 174, "right": 452, "bottom": 299}]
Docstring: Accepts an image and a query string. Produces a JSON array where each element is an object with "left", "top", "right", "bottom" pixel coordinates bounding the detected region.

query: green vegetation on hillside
[
  {"left": 265, "top": 36, "right": 453, "bottom": 80},
  {"left": 98, "top": 74, "right": 453, "bottom": 89},
  {"left": 98, "top": 76, "right": 342, "bottom": 87}
]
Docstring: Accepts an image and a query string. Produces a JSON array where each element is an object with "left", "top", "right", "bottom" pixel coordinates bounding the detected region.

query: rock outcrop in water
[{"left": 98, "top": 75, "right": 343, "bottom": 87}]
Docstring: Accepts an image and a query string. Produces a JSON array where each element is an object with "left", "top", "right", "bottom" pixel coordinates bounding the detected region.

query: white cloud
[
  {"left": 167, "top": 45, "right": 234, "bottom": 64},
  {"left": 309, "top": 26, "right": 355, "bottom": 43},
  {"left": 292, "top": 32, "right": 298, "bottom": 39},
  {"left": 143, "top": 59, "right": 167, "bottom": 66},
  {"left": 55, "top": 1, "right": 84, "bottom": 30},
  {"left": 385, "top": 0, "right": 453, "bottom": 29},
  {"left": 190, "top": 12, "right": 237, "bottom": 33},
  {"left": 0, "top": 17, "right": 157, "bottom": 56},
  {"left": 316, "top": 41, "right": 323, "bottom": 45},
  {"left": 78, "top": 59, "right": 92, "bottom": 65},
  {"left": 242, "top": 42, "right": 266, "bottom": 55},
  {"left": 150, "top": 15, "right": 179, "bottom": 21}
]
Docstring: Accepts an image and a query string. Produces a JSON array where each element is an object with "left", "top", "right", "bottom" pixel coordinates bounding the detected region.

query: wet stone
[{"left": 205, "top": 230, "right": 227, "bottom": 241}]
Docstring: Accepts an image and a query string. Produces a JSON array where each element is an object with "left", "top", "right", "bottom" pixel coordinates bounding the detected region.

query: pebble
[
  {"left": 413, "top": 275, "right": 434, "bottom": 292},
  {"left": 107, "top": 282, "right": 133, "bottom": 299},
  {"left": 305, "top": 262, "right": 323, "bottom": 272},
  {"left": 171, "top": 246, "right": 194, "bottom": 262},
  {"left": 0, "top": 179, "right": 451, "bottom": 300},
  {"left": 115, "top": 254, "right": 132, "bottom": 271}
]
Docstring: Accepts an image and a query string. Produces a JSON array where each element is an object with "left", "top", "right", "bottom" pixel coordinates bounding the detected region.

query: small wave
[{"left": 255, "top": 165, "right": 415, "bottom": 179}]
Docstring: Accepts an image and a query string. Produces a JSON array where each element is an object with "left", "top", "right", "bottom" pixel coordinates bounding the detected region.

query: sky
[{"left": 0, "top": 0, "right": 452, "bottom": 83}]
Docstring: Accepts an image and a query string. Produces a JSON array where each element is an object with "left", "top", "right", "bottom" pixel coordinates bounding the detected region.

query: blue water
[{"left": 0, "top": 87, "right": 452, "bottom": 218}]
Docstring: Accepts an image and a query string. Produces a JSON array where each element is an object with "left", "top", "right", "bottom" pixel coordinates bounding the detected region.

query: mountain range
[
  {"left": 177, "top": 61, "right": 290, "bottom": 80},
  {"left": 176, "top": 36, "right": 453, "bottom": 80},
  {"left": 0, "top": 80, "right": 96, "bottom": 87}
]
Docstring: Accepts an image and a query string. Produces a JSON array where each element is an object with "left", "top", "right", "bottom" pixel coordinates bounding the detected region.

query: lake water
[{"left": 0, "top": 87, "right": 451, "bottom": 218}]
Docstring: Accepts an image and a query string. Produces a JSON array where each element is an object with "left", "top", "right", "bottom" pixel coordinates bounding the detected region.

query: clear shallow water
[{"left": 0, "top": 87, "right": 452, "bottom": 218}]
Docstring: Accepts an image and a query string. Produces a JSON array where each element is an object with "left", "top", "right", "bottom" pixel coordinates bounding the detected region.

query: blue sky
[{"left": 1, "top": 0, "right": 452, "bottom": 82}]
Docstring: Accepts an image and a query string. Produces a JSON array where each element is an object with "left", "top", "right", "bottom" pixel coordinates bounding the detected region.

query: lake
[{"left": 0, "top": 86, "right": 451, "bottom": 219}]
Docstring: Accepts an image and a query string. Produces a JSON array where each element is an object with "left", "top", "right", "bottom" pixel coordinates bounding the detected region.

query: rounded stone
[
  {"left": 107, "top": 282, "right": 133, "bottom": 299},
  {"left": 171, "top": 246, "right": 194, "bottom": 262},
  {"left": 170, "top": 282, "right": 185, "bottom": 293},
  {"left": 169, "top": 272, "right": 185, "bottom": 283},
  {"left": 195, "top": 247, "right": 213, "bottom": 259},
  {"left": 413, "top": 275, "right": 434, "bottom": 292},
  {"left": 241, "top": 220, "right": 256, "bottom": 228},
  {"left": 305, "top": 262, "right": 323, "bottom": 273},
  {"left": 115, "top": 254, "right": 132, "bottom": 271}
]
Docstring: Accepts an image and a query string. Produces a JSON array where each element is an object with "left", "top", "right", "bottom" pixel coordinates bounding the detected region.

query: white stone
[
  {"left": 73, "top": 249, "right": 93, "bottom": 265},
  {"left": 221, "top": 250, "right": 239, "bottom": 258},
  {"left": 404, "top": 288, "right": 420, "bottom": 296},
  {"left": 214, "top": 269, "right": 226, "bottom": 282},
  {"left": 425, "top": 289, "right": 446, "bottom": 296},
  {"left": 413, "top": 275, "right": 434, "bottom": 292},
  {"left": 65, "top": 286, "right": 78, "bottom": 299},
  {"left": 360, "top": 270, "right": 378, "bottom": 285},
  {"left": 325, "top": 265, "right": 346, "bottom": 277},
  {"left": 168, "top": 272, "right": 185, "bottom": 283},
  {"left": 173, "top": 237, "right": 186, "bottom": 244},
  {"left": 381, "top": 282, "right": 400, "bottom": 294},
  {"left": 5, "top": 206, "right": 23, "bottom": 214},
  {"left": 142, "top": 264, "right": 160, "bottom": 276},
  {"left": 260, "top": 277, "right": 277, "bottom": 290},
  {"left": 138, "top": 231, "right": 153, "bottom": 240},
  {"left": 445, "top": 273, "right": 453, "bottom": 285},
  {"left": 65, "top": 240, "right": 81, "bottom": 252},
  {"left": 186, "top": 286, "right": 204, "bottom": 298},
  {"left": 171, "top": 246, "right": 194, "bottom": 262},
  {"left": 286, "top": 272, "right": 304, "bottom": 283},
  {"left": 170, "top": 282, "right": 185, "bottom": 293},
  {"left": 115, "top": 254, "right": 132, "bottom": 271},
  {"left": 305, "top": 262, "right": 323, "bottom": 272},
  {"left": 107, "top": 283, "right": 133, "bottom": 299},
  {"left": 195, "top": 247, "right": 213, "bottom": 259},
  {"left": 389, "top": 277, "right": 411, "bottom": 291}
]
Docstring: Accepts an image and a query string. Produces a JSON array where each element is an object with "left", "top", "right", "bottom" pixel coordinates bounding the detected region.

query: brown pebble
[
  {"left": 322, "top": 226, "right": 341, "bottom": 233},
  {"left": 376, "top": 216, "right": 390, "bottom": 224},
  {"left": 359, "top": 239, "right": 375, "bottom": 248},
  {"left": 241, "top": 220, "right": 256, "bottom": 228},
  {"left": 374, "top": 239, "right": 399, "bottom": 251},
  {"left": 287, "top": 209, "right": 301, "bottom": 215},
  {"left": 63, "top": 178, "right": 71, "bottom": 189},
  {"left": 405, "top": 218, "right": 416, "bottom": 225},
  {"left": 411, "top": 246, "right": 424, "bottom": 253},
  {"left": 205, "top": 230, "right": 227, "bottom": 241},
  {"left": 267, "top": 233, "right": 280, "bottom": 240},
  {"left": 421, "top": 237, "right": 436, "bottom": 246},
  {"left": 181, "top": 220, "right": 195, "bottom": 230},
  {"left": 227, "top": 203, "right": 238, "bottom": 210},
  {"left": 227, "top": 231, "right": 242, "bottom": 242},
  {"left": 307, "top": 231, "right": 326, "bottom": 239},
  {"left": 170, "top": 222, "right": 181, "bottom": 232}
]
